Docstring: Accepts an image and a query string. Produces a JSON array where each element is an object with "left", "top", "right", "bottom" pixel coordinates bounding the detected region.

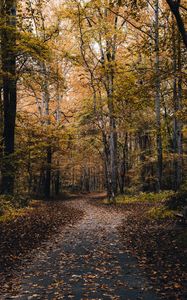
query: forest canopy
[{"left": 0, "top": 0, "right": 186, "bottom": 202}]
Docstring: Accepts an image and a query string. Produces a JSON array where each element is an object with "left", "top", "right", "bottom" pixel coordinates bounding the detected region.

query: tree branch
[{"left": 166, "top": 0, "right": 187, "bottom": 48}]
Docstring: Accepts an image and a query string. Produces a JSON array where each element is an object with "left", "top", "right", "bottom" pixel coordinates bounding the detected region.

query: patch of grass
[
  {"left": 0, "top": 206, "right": 35, "bottom": 223},
  {"left": 139, "top": 191, "right": 174, "bottom": 202},
  {"left": 147, "top": 206, "right": 176, "bottom": 219},
  {"left": 0, "top": 196, "right": 14, "bottom": 217},
  {"left": 104, "top": 190, "right": 175, "bottom": 205},
  {"left": 115, "top": 195, "right": 138, "bottom": 204},
  {"left": 0, "top": 196, "right": 38, "bottom": 223}
]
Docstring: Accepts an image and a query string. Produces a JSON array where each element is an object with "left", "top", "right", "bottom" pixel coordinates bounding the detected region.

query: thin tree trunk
[
  {"left": 44, "top": 146, "right": 52, "bottom": 198},
  {"left": 172, "top": 19, "right": 178, "bottom": 190},
  {"left": 174, "top": 33, "right": 183, "bottom": 190},
  {"left": 0, "top": 3, "right": 3, "bottom": 184},
  {"left": 55, "top": 164, "right": 60, "bottom": 196},
  {"left": 154, "top": 0, "right": 163, "bottom": 191},
  {"left": 172, "top": 21, "right": 183, "bottom": 190},
  {"left": 119, "top": 133, "right": 128, "bottom": 194},
  {"left": 102, "top": 131, "right": 111, "bottom": 198},
  {"left": 42, "top": 63, "right": 52, "bottom": 199},
  {"left": 55, "top": 68, "right": 61, "bottom": 196},
  {"left": 0, "top": 88, "right": 3, "bottom": 192},
  {"left": 177, "top": 35, "right": 183, "bottom": 187},
  {"left": 107, "top": 62, "right": 118, "bottom": 200}
]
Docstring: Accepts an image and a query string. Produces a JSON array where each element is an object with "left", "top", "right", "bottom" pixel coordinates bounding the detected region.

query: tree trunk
[
  {"left": 107, "top": 67, "right": 118, "bottom": 200},
  {"left": 173, "top": 25, "right": 183, "bottom": 190},
  {"left": 44, "top": 146, "right": 52, "bottom": 198},
  {"left": 177, "top": 35, "right": 183, "bottom": 187},
  {"left": 102, "top": 131, "right": 111, "bottom": 198},
  {"left": 55, "top": 169, "right": 60, "bottom": 195},
  {"left": 154, "top": 0, "right": 163, "bottom": 191},
  {"left": 172, "top": 19, "right": 178, "bottom": 189},
  {"left": 55, "top": 70, "right": 61, "bottom": 196},
  {"left": 119, "top": 133, "right": 128, "bottom": 194},
  {"left": 1, "top": 0, "right": 17, "bottom": 194},
  {"left": 0, "top": 86, "right": 3, "bottom": 187},
  {"left": 42, "top": 62, "right": 52, "bottom": 199},
  {"left": 173, "top": 31, "right": 182, "bottom": 190}
]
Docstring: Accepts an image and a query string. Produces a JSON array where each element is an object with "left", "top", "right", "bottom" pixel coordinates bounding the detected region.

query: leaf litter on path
[{"left": 0, "top": 194, "right": 161, "bottom": 299}]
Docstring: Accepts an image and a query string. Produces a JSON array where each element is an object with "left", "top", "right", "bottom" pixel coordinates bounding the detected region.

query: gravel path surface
[{"left": 1, "top": 195, "right": 159, "bottom": 300}]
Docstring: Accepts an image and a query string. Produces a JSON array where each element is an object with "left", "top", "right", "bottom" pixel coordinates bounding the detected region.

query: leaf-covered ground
[
  {"left": 0, "top": 194, "right": 186, "bottom": 299},
  {"left": 118, "top": 201, "right": 187, "bottom": 300},
  {"left": 0, "top": 194, "right": 160, "bottom": 300},
  {"left": 0, "top": 198, "right": 83, "bottom": 275}
]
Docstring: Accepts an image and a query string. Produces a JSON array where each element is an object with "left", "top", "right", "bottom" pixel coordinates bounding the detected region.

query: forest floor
[{"left": 0, "top": 193, "right": 186, "bottom": 300}]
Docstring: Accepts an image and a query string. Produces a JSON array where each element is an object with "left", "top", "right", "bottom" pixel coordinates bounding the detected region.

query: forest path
[{"left": 2, "top": 194, "right": 159, "bottom": 300}]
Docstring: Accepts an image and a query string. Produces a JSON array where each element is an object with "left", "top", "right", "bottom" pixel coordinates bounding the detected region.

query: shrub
[
  {"left": 0, "top": 194, "right": 30, "bottom": 218},
  {"left": 167, "top": 180, "right": 187, "bottom": 210},
  {"left": 148, "top": 206, "right": 175, "bottom": 219},
  {"left": 0, "top": 196, "right": 14, "bottom": 216}
]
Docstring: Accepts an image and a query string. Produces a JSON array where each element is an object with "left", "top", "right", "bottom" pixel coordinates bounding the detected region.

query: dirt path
[{"left": 1, "top": 195, "right": 159, "bottom": 300}]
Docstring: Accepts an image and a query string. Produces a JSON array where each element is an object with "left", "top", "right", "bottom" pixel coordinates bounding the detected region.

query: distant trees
[
  {"left": 69, "top": 0, "right": 127, "bottom": 200},
  {"left": 64, "top": 0, "right": 186, "bottom": 198}
]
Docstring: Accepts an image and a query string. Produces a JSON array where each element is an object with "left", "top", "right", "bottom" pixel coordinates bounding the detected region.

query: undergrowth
[
  {"left": 147, "top": 206, "right": 176, "bottom": 219},
  {"left": 103, "top": 191, "right": 174, "bottom": 204},
  {"left": 0, "top": 194, "right": 31, "bottom": 222},
  {"left": 103, "top": 191, "right": 179, "bottom": 220}
]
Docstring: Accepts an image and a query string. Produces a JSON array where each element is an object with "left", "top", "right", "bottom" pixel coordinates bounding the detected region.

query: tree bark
[
  {"left": 42, "top": 62, "right": 52, "bottom": 199},
  {"left": 44, "top": 146, "right": 52, "bottom": 198},
  {"left": 55, "top": 68, "right": 61, "bottom": 196},
  {"left": 102, "top": 131, "right": 111, "bottom": 197},
  {"left": 108, "top": 91, "right": 118, "bottom": 198},
  {"left": 0, "top": 85, "right": 3, "bottom": 190},
  {"left": 119, "top": 133, "right": 128, "bottom": 194},
  {"left": 173, "top": 24, "right": 183, "bottom": 190},
  {"left": 177, "top": 35, "right": 183, "bottom": 187},
  {"left": 1, "top": 0, "right": 17, "bottom": 194},
  {"left": 154, "top": 0, "right": 163, "bottom": 191}
]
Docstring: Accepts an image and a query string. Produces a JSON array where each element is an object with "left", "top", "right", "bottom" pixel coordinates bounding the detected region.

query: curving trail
[{"left": 1, "top": 195, "right": 159, "bottom": 300}]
